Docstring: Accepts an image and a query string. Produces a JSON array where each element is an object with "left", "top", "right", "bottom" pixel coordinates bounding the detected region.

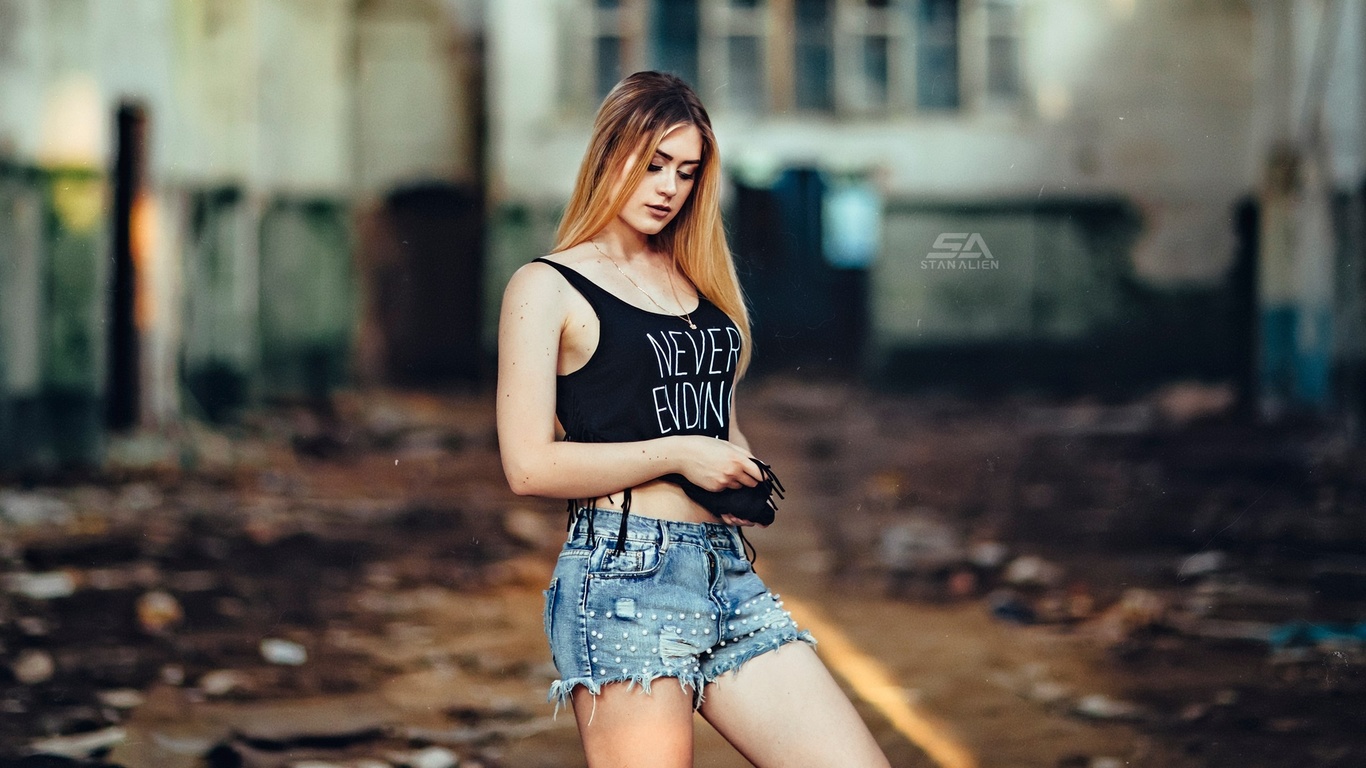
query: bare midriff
[{"left": 590, "top": 478, "right": 720, "bottom": 524}]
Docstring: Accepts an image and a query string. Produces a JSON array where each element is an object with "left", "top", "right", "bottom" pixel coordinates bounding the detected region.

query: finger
[
  {"left": 740, "top": 458, "right": 765, "bottom": 483},
  {"left": 735, "top": 463, "right": 761, "bottom": 486}
]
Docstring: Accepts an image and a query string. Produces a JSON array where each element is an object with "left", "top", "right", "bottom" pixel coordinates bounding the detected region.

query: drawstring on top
[
  {"left": 615, "top": 488, "right": 632, "bottom": 554},
  {"left": 565, "top": 488, "right": 757, "bottom": 563},
  {"left": 556, "top": 432, "right": 752, "bottom": 559},
  {"left": 737, "top": 527, "right": 757, "bottom": 564},
  {"left": 564, "top": 488, "right": 632, "bottom": 555}
]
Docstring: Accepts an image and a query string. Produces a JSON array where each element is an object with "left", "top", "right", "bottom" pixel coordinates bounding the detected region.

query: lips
[{"left": 647, "top": 204, "right": 672, "bottom": 216}]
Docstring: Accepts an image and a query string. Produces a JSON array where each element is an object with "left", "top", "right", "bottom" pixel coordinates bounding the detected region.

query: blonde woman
[{"left": 497, "top": 71, "right": 890, "bottom": 767}]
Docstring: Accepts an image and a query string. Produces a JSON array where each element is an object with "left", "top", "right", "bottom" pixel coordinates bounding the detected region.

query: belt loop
[{"left": 658, "top": 518, "right": 671, "bottom": 553}]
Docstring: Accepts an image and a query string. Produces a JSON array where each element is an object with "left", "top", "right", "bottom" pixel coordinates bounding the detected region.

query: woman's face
[{"left": 616, "top": 123, "right": 703, "bottom": 237}]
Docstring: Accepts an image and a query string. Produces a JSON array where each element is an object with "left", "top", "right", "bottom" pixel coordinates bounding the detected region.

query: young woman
[{"left": 497, "top": 71, "right": 890, "bottom": 768}]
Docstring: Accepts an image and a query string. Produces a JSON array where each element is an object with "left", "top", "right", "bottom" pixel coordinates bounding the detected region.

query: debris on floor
[{"left": 2, "top": 383, "right": 1364, "bottom": 767}]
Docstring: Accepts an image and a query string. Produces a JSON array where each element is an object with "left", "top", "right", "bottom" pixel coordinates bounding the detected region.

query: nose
[{"left": 657, "top": 171, "right": 676, "bottom": 198}]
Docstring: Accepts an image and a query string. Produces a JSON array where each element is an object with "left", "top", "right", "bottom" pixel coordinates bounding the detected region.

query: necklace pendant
[{"left": 688, "top": 322, "right": 696, "bottom": 330}]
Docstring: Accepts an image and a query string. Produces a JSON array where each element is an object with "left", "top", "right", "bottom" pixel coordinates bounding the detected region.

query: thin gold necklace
[{"left": 591, "top": 240, "right": 696, "bottom": 329}]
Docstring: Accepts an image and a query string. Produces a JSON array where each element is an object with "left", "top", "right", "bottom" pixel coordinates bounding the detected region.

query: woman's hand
[
  {"left": 716, "top": 418, "right": 765, "bottom": 526},
  {"left": 673, "top": 435, "right": 764, "bottom": 492}
]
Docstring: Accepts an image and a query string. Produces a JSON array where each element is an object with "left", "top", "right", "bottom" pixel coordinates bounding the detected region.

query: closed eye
[{"left": 648, "top": 163, "right": 696, "bottom": 181}]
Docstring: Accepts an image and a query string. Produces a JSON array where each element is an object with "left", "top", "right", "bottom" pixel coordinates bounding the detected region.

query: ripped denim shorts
[{"left": 543, "top": 508, "right": 815, "bottom": 709}]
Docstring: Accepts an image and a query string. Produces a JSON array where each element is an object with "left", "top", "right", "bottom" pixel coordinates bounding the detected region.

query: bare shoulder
[
  {"left": 510, "top": 243, "right": 597, "bottom": 287},
  {"left": 505, "top": 257, "right": 567, "bottom": 298},
  {"left": 538, "top": 242, "right": 600, "bottom": 270},
  {"left": 545, "top": 242, "right": 623, "bottom": 288}
]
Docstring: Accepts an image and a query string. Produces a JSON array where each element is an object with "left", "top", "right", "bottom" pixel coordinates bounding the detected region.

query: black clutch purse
[{"left": 664, "top": 459, "right": 786, "bottom": 525}]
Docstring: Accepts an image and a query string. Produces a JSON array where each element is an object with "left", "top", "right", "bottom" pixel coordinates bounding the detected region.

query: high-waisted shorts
[{"left": 543, "top": 508, "right": 815, "bottom": 709}]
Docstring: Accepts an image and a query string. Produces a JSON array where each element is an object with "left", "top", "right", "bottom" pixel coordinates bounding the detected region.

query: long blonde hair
[{"left": 554, "top": 71, "right": 752, "bottom": 376}]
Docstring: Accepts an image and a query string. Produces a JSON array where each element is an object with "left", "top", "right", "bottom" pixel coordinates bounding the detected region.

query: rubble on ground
[
  {"left": 0, "top": 393, "right": 558, "bottom": 766},
  {"left": 2, "top": 383, "right": 1364, "bottom": 766},
  {"left": 786, "top": 380, "right": 1366, "bottom": 766}
]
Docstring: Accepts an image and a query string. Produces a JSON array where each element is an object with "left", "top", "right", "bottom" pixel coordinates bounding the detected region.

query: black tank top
[
  {"left": 533, "top": 257, "right": 744, "bottom": 549},
  {"left": 534, "top": 257, "right": 741, "bottom": 444}
]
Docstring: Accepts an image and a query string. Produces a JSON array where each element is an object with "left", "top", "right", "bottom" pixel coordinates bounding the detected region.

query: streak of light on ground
[{"left": 784, "top": 595, "right": 979, "bottom": 768}]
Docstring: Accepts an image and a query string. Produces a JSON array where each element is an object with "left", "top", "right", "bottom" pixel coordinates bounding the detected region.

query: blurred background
[{"left": 1, "top": 1, "right": 1366, "bottom": 767}]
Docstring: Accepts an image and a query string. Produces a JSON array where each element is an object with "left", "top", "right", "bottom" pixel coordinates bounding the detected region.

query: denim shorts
[{"left": 543, "top": 508, "right": 815, "bottom": 709}]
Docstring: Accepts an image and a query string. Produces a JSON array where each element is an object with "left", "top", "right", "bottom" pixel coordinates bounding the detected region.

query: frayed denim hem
[
  {"left": 705, "top": 629, "right": 817, "bottom": 682},
  {"left": 548, "top": 670, "right": 710, "bottom": 720}
]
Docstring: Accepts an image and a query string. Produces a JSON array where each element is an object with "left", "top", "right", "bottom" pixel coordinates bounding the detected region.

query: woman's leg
[
  {"left": 699, "top": 642, "right": 891, "bottom": 768},
  {"left": 572, "top": 679, "right": 697, "bottom": 768}
]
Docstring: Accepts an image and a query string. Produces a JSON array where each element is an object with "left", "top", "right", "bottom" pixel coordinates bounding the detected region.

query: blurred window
[
  {"left": 794, "top": 0, "right": 835, "bottom": 111},
  {"left": 701, "top": 0, "right": 770, "bottom": 114},
  {"left": 562, "top": 0, "right": 995, "bottom": 117},
  {"left": 837, "top": 0, "right": 913, "bottom": 114},
  {"left": 596, "top": 36, "right": 624, "bottom": 99},
  {"left": 587, "top": 0, "right": 648, "bottom": 101},
  {"left": 985, "top": 0, "right": 1022, "bottom": 102},
  {"left": 797, "top": 0, "right": 963, "bottom": 115},
  {"left": 915, "top": 0, "right": 959, "bottom": 110},
  {"left": 823, "top": 174, "right": 882, "bottom": 268},
  {"left": 653, "top": 0, "right": 701, "bottom": 89}
]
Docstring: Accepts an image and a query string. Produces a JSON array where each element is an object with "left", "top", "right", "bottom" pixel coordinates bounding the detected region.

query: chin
[{"left": 625, "top": 216, "right": 670, "bottom": 237}]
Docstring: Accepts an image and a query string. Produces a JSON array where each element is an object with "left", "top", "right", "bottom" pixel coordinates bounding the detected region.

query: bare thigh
[
  {"left": 572, "top": 679, "right": 697, "bottom": 768},
  {"left": 699, "top": 642, "right": 891, "bottom": 768}
]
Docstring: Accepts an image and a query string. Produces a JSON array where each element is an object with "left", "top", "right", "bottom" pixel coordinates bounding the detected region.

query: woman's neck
[{"left": 596, "top": 219, "right": 657, "bottom": 263}]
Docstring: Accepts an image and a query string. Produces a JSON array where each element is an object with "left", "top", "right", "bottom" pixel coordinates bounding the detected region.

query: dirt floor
[{"left": 1, "top": 381, "right": 1364, "bottom": 767}]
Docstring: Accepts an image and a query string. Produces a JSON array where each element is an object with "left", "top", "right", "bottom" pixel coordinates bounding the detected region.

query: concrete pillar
[
  {"left": 0, "top": 163, "right": 46, "bottom": 469},
  {"left": 0, "top": 1, "right": 110, "bottom": 469},
  {"left": 1254, "top": 0, "right": 1338, "bottom": 417},
  {"left": 171, "top": 0, "right": 360, "bottom": 414}
]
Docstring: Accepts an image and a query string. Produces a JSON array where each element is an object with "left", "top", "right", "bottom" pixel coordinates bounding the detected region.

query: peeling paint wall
[
  {"left": 485, "top": 0, "right": 1364, "bottom": 409},
  {"left": 0, "top": 162, "right": 48, "bottom": 467},
  {"left": 355, "top": 0, "right": 475, "bottom": 193},
  {"left": 1253, "top": 0, "right": 1366, "bottom": 417},
  {"left": 487, "top": 0, "right": 1260, "bottom": 275},
  {"left": 872, "top": 202, "right": 1136, "bottom": 347},
  {"left": 181, "top": 187, "right": 257, "bottom": 421},
  {"left": 484, "top": 1, "right": 1260, "bottom": 328},
  {"left": 259, "top": 198, "right": 354, "bottom": 396},
  {"left": 0, "top": 0, "right": 483, "bottom": 469},
  {"left": 0, "top": 0, "right": 111, "bottom": 468}
]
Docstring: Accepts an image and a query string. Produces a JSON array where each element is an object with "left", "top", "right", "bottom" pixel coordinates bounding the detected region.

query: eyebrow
[{"left": 654, "top": 149, "right": 701, "bottom": 166}]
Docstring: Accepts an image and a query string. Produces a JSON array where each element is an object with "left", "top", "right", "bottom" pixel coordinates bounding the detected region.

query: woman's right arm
[{"left": 496, "top": 262, "right": 760, "bottom": 499}]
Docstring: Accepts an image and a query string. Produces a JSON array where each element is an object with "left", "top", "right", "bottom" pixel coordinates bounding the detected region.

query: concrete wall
[
  {"left": 484, "top": 0, "right": 1273, "bottom": 381},
  {"left": 1251, "top": 0, "right": 1366, "bottom": 417},
  {"left": 356, "top": 0, "right": 478, "bottom": 193},
  {"left": 0, "top": 0, "right": 482, "bottom": 468},
  {"left": 0, "top": 0, "right": 117, "bottom": 467}
]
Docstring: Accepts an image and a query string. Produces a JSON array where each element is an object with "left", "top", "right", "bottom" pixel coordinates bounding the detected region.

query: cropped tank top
[{"left": 533, "top": 257, "right": 743, "bottom": 549}]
